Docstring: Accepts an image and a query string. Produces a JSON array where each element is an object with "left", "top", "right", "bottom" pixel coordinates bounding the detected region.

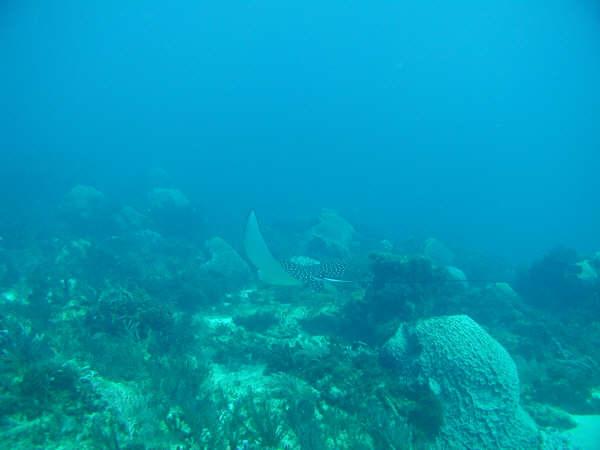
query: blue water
[{"left": 2, "top": 0, "right": 600, "bottom": 260}]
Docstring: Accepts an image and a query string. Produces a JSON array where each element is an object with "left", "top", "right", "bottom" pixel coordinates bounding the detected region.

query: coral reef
[{"left": 1, "top": 185, "right": 599, "bottom": 448}]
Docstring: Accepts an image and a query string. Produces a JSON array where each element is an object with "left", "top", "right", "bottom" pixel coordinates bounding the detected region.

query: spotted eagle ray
[
  {"left": 244, "top": 211, "right": 351, "bottom": 289},
  {"left": 281, "top": 255, "right": 351, "bottom": 291}
]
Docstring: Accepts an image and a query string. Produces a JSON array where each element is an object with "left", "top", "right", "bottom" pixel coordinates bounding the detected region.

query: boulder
[
  {"left": 60, "top": 185, "right": 111, "bottom": 232},
  {"left": 114, "top": 206, "right": 147, "bottom": 232},
  {"left": 304, "top": 209, "right": 355, "bottom": 259},
  {"left": 148, "top": 188, "right": 190, "bottom": 212},
  {"left": 147, "top": 188, "right": 194, "bottom": 234},
  {"left": 199, "top": 237, "right": 252, "bottom": 292},
  {"left": 423, "top": 238, "right": 454, "bottom": 267}
]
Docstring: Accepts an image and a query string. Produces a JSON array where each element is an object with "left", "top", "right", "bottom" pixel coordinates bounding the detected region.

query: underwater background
[{"left": 1, "top": 0, "right": 600, "bottom": 449}]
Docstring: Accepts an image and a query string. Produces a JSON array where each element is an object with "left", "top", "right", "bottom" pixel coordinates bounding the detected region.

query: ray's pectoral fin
[{"left": 243, "top": 210, "right": 301, "bottom": 286}]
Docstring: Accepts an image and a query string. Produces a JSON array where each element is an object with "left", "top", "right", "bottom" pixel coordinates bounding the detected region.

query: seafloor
[{"left": 1, "top": 184, "right": 599, "bottom": 449}]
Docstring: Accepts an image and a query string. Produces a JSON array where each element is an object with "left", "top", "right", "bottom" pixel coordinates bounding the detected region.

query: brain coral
[{"left": 383, "top": 315, "right": 542, "bottom": 449}]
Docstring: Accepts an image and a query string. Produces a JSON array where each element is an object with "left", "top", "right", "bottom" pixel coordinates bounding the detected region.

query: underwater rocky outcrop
[
  {"left": 515, "top": 247, "right": 599, "bottom": 314},
  {"left": 422, "top": 237, "right": 455, "bottom": 267},
  {"left": 148, "top": 187, "right": 191, "bottom": 212},
  {"left": 197, "top": 236, "right": 253, "bottom": 299},
  {"left": 59, "top": 185, "right": 114, "bottom": 235},
  {"left": 147, "top": 187, "right": 196, "bottom": 235},
  {"left": 113, "top": 205, "right": 148, "bottom": 232},
  {"left": 303, "top": 209, "right": 356, "bottom": 260},
  {"left": 339, "top": 252, "right": 454, "bottom": 344}
]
